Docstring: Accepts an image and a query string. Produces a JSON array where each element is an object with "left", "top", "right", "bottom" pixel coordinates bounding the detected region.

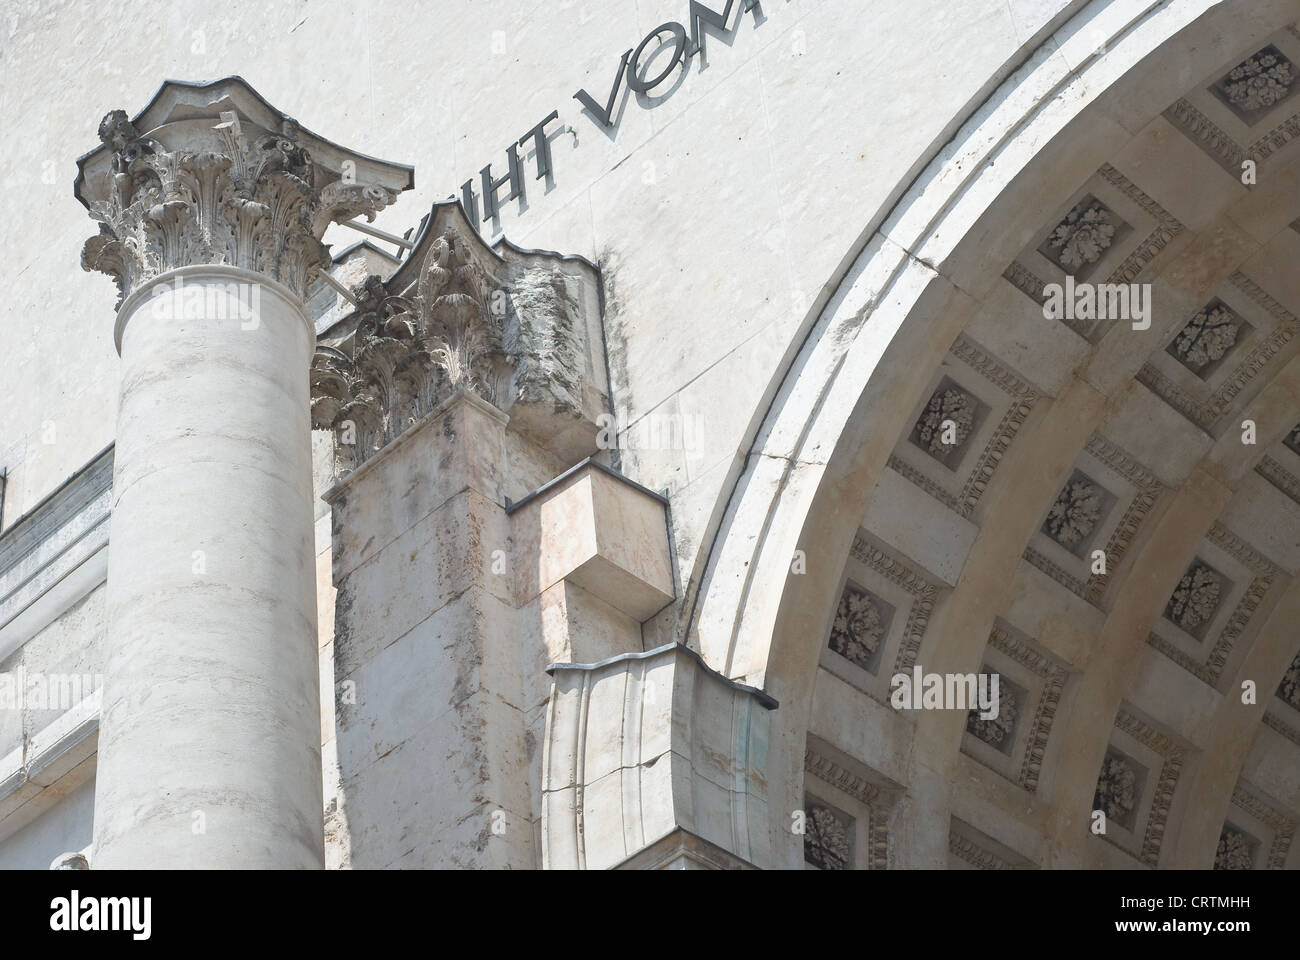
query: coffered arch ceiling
[{"left": 682, "top": 0, "right": 1300, "bottom": 868}]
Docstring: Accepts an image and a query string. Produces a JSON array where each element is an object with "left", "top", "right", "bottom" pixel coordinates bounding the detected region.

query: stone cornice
[
  {"left": 76, "top": 77, "right": 413, "bottom": 307},
  {"left": 0, "top": 446, "right": 113, "bottom": 666}
]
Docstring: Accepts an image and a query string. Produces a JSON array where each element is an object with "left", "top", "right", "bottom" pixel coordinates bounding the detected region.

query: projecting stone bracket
[
  {"left": 541, "top": 643, "right": 777, "bottom": 870},
  {"left": 508, "top": 458, "right": 675, "bottom": 621}
]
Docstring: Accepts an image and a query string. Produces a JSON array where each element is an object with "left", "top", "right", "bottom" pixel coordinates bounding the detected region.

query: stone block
[{"left": 512, "top": 462, "right": 674, "bottom": 620}]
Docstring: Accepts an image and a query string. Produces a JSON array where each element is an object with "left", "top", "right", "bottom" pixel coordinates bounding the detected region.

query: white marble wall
[{"left": 0, "top": 0, "right": 1072, "bottom": 596}]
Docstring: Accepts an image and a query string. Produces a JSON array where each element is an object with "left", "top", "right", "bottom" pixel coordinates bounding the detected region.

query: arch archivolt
[{"left": 685, "top": 0, "right": 1300, "bottom": 868}]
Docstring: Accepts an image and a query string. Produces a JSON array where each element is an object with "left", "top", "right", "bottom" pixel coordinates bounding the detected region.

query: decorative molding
[
  {"left": 889, "top": 337, "right": 1040, "bottom": 519},
  {"left": 1162, "top": 90, "right": 1300, "bottom": 175},
  {"left": 1138, "top": 272, "right": 1299, "bottom": 431},
  {"left": 1114, "top": 708, "right": 1185, "bottom": 869},
  {"left": 1001, "top": 260, "right": 1046, "bottom": 305},
  {"left": 1255, "top": 454, "right": 1300, "bottom": 506},
  {"left": 1024, "top": 545, "right": 1087, "bottom": 597},
  {"left": 886, "top": 454, "right": 958, "bottom": 510},
  {"left": 1248, "top": 111, "right": 1300, "bottom": 162},
  {"left": 849, "top": 535, "right": 939, "bottom": 676},
  {"left": 1147, "top": 524, "right": 1280, "bottom": 689},
  {"left": 1082, "top": 435, "right": 1165, "bottom": 601},
  {"left": 803, "top": 748, "right": 891, "bottom": 870},
  {"left": 949, "top": 832, "right": 1014, "bottom": 870},
  {"left": 951, "top": 337, "right": 1040, "bottom": 518},
  {"left": 1135, "top": 363, "right": 1203, "bottom": 426},
  {"left": 1201, "top": 524, "right": 1282, "bottom": 680},
  {"left": 1146, "top": 631, "right": 1217, "bottom": 684},
  {"left": 1164, "top": 98, "right": 1247, "bottom": 174},
  {"left": 1024, "top": 434, "right": 1165, "bottom": 607},
  {"left": 1207, "top": 273, "right": 1299, "bottom": 421},
  {"left": 1003, "top": 165, "right": 1183, "bottom": 340},
  {"left": 991, "top": 627, "right": 1068, "bottom": 794},
  {"left": 1229, "top": 781, "right": 1296, "bottom": 870},
  {"left": 1262, "top": 709, "right": 1300, "bottom": 748},
  {"left": 804, "top": 749, "right": 883, "bottom": 807},
  {"left": 1096, "top": 163, "right": 1185, "bottom": 287}
]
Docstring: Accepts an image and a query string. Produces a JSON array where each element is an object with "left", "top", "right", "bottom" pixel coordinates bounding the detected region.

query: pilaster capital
[
  {"left": 311, "top": 200, "right": 609, "bottom": 477},
  {"left": 75, "top": 77, "right": 414, "bottom": 307}
]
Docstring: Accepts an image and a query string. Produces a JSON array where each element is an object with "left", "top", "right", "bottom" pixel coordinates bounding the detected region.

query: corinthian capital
[
  {"left": 311, "top": 200, "right": 608, "bottom": 477},
  {"left": 75, "top": 77, "right": 414, "bottom": 307}
]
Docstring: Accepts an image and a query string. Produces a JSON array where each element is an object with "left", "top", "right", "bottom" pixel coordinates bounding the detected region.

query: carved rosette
[
  {"left": 828, "top": 584, "right": 885, "bottom": 671},
  {"left": 80, "top": 109, "right": 398, "bottom": 306},
  {"left": 1171, "top": 303, "right": 1242, "bottom": 372},
  {"left": 803, "top": 804, "right": 851, "bottom": 870},
  {"left": 1045, "top": 199, "right": 1117, "bottom": 269},
  {"left": 1214, "top": 825, "right": 1257, "bottom": 870},
  {"left": 1165, "top": 562, "right": 1224, "bottom": 633},
  {"left": 1217, "top": 47, "right": 1295, "bottom": 113},
  {"left": 965, "top": 680, "right": 1019, "bottom": 748},
  {"left": 915, "top": 387, "right": 976, "bottom": 457},
  {"left": 1043, "top": 476, "right": 1104, "bottom": 549},
  {"left": 1278, "top": 652, "right": 1300, "bottom": 710},
  {"left": 1093, "top": 753, "right": 1138, "bottom": 822}
]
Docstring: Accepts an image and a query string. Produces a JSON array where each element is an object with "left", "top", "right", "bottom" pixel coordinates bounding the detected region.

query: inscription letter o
[{"left": 627, "top": 22, "right": 689, "bottom": 94}]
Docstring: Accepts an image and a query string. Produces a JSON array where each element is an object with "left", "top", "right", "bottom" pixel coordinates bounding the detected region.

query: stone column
[{"left": 74, "top": 79, "right": 412, "bottom": 868}]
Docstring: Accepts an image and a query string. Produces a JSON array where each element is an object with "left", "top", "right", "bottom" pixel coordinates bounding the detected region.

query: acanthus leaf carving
[
  {"left": 80, "top": 107, "right": 399, "bottom": 306},
  {"left": 312, "top": 204, "right": 605, "bottom": 478}
]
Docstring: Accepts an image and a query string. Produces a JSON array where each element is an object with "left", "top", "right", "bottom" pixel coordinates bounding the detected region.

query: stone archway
[{"left": 682, "top": 0, "right": 1300, "bottom": 868}]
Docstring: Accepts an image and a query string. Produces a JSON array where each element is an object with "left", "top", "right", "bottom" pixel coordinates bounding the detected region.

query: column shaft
[{"left": 93, "top": 267, "right": 323, "bottom": 868}]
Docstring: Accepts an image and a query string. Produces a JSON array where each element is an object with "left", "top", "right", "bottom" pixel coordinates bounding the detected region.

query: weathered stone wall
[
  {"left": 0, "top": 0, "right": 1074, "bottom": 591},
  {"left": 16, "top": 0, "right": 1298, "bottom": 873}
]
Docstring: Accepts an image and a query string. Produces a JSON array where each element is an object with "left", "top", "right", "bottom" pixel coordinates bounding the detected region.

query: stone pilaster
[
  {"left": 312, "top": 200, "right": 632, "bottom": 867},
  {"left": 76, "top": 77, "right": 412, "bottom": 868},
  {"left": 322, "top": 391, "right": 533, "bottom": 868}
]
